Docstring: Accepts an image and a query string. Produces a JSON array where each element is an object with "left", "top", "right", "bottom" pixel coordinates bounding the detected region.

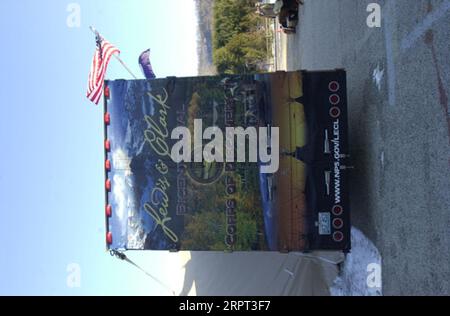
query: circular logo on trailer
[
  {"left": 329, "top": 94, "right": 340, "bottom": 105},
  {"left": 333, "top": 231, "right": 344, "bottom": 242},
  {"left": 328, "top": 81, "right": 340, "bottom": 92},
  {"left": 186, "top": 160, "right": 225, "bottom": 185},
  {"left": 186, "top": 147, "right": 225, "bottom": 185},
  {"left": 329, "top": 106, "right": 341, "bottom": 118}
]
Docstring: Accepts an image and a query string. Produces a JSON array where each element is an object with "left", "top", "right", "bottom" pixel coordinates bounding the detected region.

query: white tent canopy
[
  {"left": 117, "top": 228, "right": 381, "bottom": 295},
  {"left": 177, "top": 251, "right": 344, "bottom": 296}
]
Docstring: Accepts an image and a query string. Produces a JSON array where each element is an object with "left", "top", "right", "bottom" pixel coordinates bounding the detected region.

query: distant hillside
[{"left": 194, "top": 0, "right": 217, "bottom": 75}]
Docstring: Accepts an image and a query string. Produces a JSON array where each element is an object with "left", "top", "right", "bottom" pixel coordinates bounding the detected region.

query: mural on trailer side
[{"left": 104, "top": 71, "right": 351, "bottom": 252}]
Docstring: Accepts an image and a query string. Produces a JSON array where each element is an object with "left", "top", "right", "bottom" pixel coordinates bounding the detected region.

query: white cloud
[
  {"left": 112, "top": 148, "right": 132, "bottom": 177},
  {"left": 113, "top": 174, "right": 127, "bottom": 223}
]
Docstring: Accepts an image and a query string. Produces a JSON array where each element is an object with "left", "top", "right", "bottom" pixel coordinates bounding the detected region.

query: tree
[
  {"left": 213, "top": 32, "right": 266, "bottom": 74},
  {"left": 212, "top": 0, "right": 268, "bottom": 74}
]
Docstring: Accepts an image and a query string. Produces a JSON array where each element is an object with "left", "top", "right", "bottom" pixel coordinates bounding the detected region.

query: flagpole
[{"left": 89, "top": 26, "right": 138, "bottom": 80}]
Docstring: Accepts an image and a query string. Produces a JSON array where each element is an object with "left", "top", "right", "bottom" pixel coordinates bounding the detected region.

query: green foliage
[
  {"left": 182, "top": 209, "right": 258, "bottom": 251},
  {"left": 212, "top": 0, "right": 268, "bottom": 74},
  {"left": 182, "top": 211, "right": 225, "bottom": 250},
  {"left": 181, "top": 164, "right": 265, "bottom": 251}
]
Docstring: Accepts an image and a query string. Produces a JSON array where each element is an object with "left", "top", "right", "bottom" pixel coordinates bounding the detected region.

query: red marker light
[
  {"left": 105, "top": 140, "right": 111, "bottom": 151},
  {"left": 106, "top": 232, "right": 113, "bottom": 244},
  {"left": 104, "top": 86, "right": 110, "bottom": 98},
  {"left": 329, "top": 94, "right": 340, "bottom": 105},
  {"left": 330, "top": 107, "right": 341, "bottom": 118},
  {"left": 333, "top": 218, "right": 344, "bottom": 229},
  {"left": 333, "top": 231, "right": 344, "bottom": 242},
  {"left": 332, "top": 205, "right": 343, "bottom": 216},
  {"left": 104, "top": 112, "right": 111, "bottom": 125},
  {"left": 328, "top": 81, "right": 340, "bottom": 92},
  {"left": 106, "top": 205, "right": 112, "bottom": 217},
  {"left": 105, "top": 179, "right": 111, "bottom": 191},
  {"left": 105, "top": 160, "right": 111, "bottom": 171}
]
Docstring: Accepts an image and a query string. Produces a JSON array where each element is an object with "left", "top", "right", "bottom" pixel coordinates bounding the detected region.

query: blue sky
[{"left": 0, "top": 0, "right": 198, "bottom": 295}]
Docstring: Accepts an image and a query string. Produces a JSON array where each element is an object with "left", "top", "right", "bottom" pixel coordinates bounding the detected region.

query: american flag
[{"left": 86, "top": 32, "right": 120, "bottom": 105}]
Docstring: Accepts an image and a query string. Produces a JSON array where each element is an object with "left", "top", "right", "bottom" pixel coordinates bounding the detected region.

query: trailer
[{"left": 103, "top": 70, "right": 351, "bottom": 253}]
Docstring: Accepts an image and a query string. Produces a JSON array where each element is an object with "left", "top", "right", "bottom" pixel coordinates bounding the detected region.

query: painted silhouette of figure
[{"left": 282, "top": 145, "right": 315, "bottom": 164}]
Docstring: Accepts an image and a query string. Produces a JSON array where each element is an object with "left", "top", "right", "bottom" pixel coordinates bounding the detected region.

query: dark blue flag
[{"left": 139, "top": 49, "right": 156, "bottom": 79}]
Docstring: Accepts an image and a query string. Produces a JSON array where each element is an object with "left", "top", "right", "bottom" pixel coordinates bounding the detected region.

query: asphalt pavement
[{"left": 283, "top": 0, "right": 450, "bottom": 295}]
